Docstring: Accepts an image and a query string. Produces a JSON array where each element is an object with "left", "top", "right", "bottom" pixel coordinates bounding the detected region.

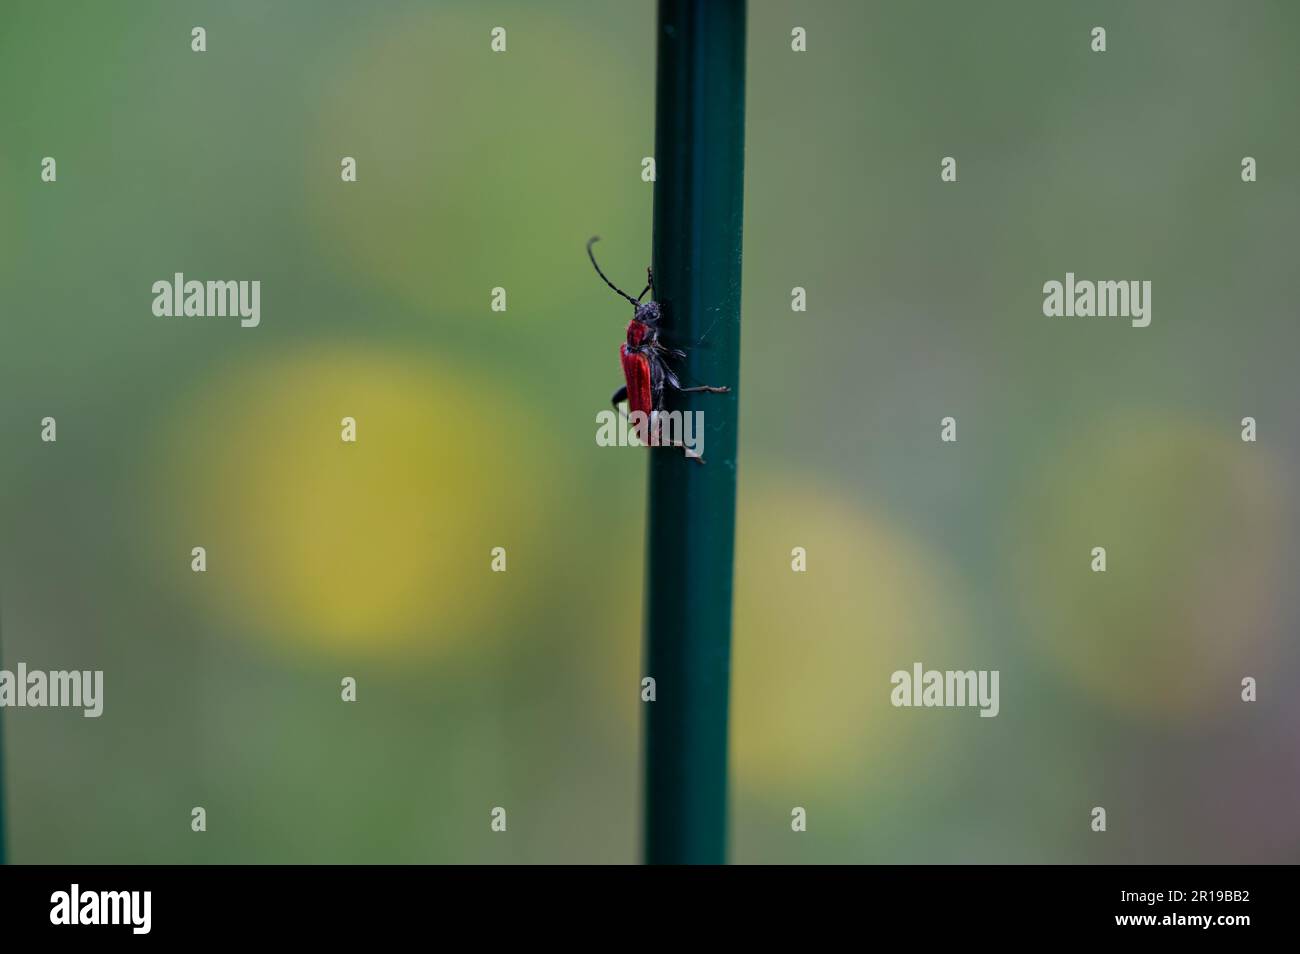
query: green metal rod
[{"left": 643, "top": 0, "right": 747, "bottom": 865}]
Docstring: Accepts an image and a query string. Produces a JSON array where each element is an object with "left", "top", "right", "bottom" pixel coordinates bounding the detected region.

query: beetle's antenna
[{"left": 587, "top": 236, "right": 640, "bottom": 307}]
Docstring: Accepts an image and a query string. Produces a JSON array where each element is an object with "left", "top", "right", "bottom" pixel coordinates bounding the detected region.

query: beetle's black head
[{"left": 634, "top": 301, "right": 661, "bottom": 324}]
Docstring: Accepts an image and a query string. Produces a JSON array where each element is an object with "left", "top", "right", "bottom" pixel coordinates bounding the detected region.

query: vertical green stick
[{"left": 643, "top": 0, "right": 747, "bottom": 865}]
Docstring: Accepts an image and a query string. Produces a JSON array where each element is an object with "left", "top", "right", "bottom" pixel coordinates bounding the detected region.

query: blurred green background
[{"left": 2, "top": 0, "right": 1298, "bottom": 863}]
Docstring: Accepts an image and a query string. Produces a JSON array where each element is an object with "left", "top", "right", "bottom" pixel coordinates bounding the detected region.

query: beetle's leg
[
  {"left": 661, "top": 358, "right": 728, "bottom": 396},
  {"left": 642, "top": 410, "right": 705, "bottom": 463},
  {"left": 663, "top": 441, "right": 705, "bottom": 464},
  {"left": 649, "top": 430, "right": 706, "bottom": 463},
  {"left": 677, "top": 384, "right": 730, "bottom": 394},
  {"left": 611, "top": 385, "right": 637, "bottom": 429}
]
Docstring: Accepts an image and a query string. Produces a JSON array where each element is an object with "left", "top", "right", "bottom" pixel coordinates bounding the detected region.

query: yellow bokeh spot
[
  {"left": 1008, "top": 416, "right": 1287, "bottom": 720},
  {"left": 730, "top": 478, "right": 970, "bottom": 791},
  {"left": 147, "top": 346, "right": 551, "bottom": 658}
]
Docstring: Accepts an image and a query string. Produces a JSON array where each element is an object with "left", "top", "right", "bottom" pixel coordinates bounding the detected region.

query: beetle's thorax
[{"left": 625, "top": 318, "right": 656, "bottom": 351}]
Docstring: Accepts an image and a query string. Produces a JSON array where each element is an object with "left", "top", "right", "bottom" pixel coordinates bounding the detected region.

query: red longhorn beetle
[{"left": 588, "top": 236, "right": 730, "bottom": 463}]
